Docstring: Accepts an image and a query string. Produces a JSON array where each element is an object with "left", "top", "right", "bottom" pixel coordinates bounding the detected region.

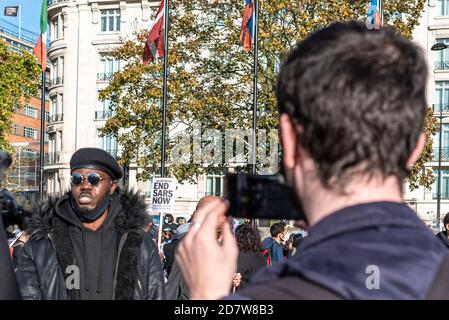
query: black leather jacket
[{"left": 16, "top": 189, "right": 165, "bottom": 300}]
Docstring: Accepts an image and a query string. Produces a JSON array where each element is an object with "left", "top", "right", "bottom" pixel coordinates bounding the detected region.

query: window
[
  {"left": 434, "top": 124, "right": 449, "bottom": 160},
  {"left": 50, "top": 57, "right": 64, "bottom": 85},
  {"left": 60, "top": 15, "right": 64, "bottom": 38},
  {"left": 24, "top": 127, "right": 38, "bottom": 139},
  {"left": 434, "top": 170, "right": 449, "bottom": 198},
  {"left": 51, "top": 97, "right": 57, "bottom": 115},
  {"left": 435, "top": 81, "right": 449, "bottom": 112},
  {"left": 24, "top": 105, "right": 38, "bottom": 118},
  {"left": 205, "top": 175, "right": 223, "bottom": 196},
  {"left": 53, "top": 16, "right": 59, "bottom": 40},
  {"left": 97, "top": 130, "right": 118, "bottom": 157},
  {"left": 22, "top": 149, "right": 37, "bottom": 159},
  {"left": 45, "top": 111, "right": 50, "bottom": 122},
  {"left": 435, "top": 39, "right": 449, "bottom": 70},
  {"left": 98, "top": 56, "right": 121, "bottom": 80},
  {"left": 100, "top": 9, "right": 121, "bottom": 32},
  {"left": 101, "top": 98, "right": 112, "bottom": 112},
  {"left": 438, "top": 0, "right": 449, "bottom": 16},
  {"left": 96, "top": 98, "right": 115, "bottom": 119}
]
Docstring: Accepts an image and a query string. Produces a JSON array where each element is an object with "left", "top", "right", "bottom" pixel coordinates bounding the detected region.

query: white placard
[{"left": 149, "top": 177, "right": 176, "bottom": 214}]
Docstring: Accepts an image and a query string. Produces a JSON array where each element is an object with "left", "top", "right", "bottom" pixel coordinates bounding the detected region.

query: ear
[
  {"left": 110, "top": 181, "right": 117, "bottom": 195},
  {"left": 406, "top": 133, "right": 426, "bottom": 169},
  {"left": 280, "top": 113, "right": 298, "bottom": 170}
]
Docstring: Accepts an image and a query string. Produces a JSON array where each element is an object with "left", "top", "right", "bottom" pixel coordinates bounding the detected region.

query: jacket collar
[
  {"left": 299, "top": 201, "right": 424, "bottom": 251},
  {"left": 437, "top": 231, "right": 449, "bottom": 248}
]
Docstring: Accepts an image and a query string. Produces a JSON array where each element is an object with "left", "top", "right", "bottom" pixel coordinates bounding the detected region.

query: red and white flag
[
  {"left": 143, "top": 0, "right": 165, "bottom": 65},
  {"left": 33, "top": 0, "right": 47, "bottom": 71}
]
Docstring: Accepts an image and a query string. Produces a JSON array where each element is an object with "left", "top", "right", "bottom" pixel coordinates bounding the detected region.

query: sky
[{"left": 1, "top": 0, "right": 42, "bottom": 34}]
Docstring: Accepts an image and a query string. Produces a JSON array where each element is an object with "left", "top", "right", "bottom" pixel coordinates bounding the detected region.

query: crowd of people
[{"left": 2, "top": 20, "right": 449, "bottom": 300}]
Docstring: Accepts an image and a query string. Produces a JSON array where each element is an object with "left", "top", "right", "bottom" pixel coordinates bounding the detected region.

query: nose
[{"left": 79, "top": 177, "right": 92, "bottom": 190}]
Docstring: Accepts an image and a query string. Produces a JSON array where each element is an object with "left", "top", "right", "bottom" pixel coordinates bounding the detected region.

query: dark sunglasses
[{"left": 70, "top": 172, "right": 106, "bottom": 186}]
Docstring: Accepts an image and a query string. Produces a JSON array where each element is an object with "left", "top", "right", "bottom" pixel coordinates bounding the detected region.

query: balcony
[
  {"left": 97, "top": 73, "right": 114, "bottom": 82},
  {"left": 435, "top": 61, "right": 449, "bottom": 71},
  {"left": 433, "top": 147, "right": 449, "bottom": 160},
  {"left": 47, "top": 0, "right": 69, "bottom": 7},
  {"left": 49, "top": 113, "right": 64, "bottom": 123},
  {"left": 432, "top": 192, "right": 449, "bottom": 199},
  {"left": 49, "top": 76, "right": 64, "bottom": 87},
  {"left": 44, "top": 152, "right": 61, "bottom": 165},
  {"left": 432, "top": 104, "right": 449, "bottom": 113},
  {"left": 95, "top": 111, "right": 114, "bottom": 120}
]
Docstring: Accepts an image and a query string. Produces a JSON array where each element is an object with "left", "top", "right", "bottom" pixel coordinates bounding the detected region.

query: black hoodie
[
  {"left": 55, "top": 192, "right": 121, "bottom": 300},
  {"left": 437, "top": 231, "right": 449, "bottom": 249}
]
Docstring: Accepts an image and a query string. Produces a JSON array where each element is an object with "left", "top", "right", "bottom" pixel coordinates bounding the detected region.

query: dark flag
[{"left": 4, "top": 6, "right": 19, "bottom": 17}]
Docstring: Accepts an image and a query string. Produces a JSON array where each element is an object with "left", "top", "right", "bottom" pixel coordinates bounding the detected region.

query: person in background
[
  {"left": 143, "top": 216, "right": 158, "bottom": 242},
  {"left": 11, "top": 231, "right": 29, "bottom": 270},
  {"left": 233, "top": 224, "right": 267, "bottom": 291},
  {"left": 163, "top": 214, "right": 178, "bottom": 233},
  {"left": 437, "top": 213, "right": 449, "bottom": 249},
  {"left": 283, "top": 233, "right": 296, "bottom": 259},
  {"left": 164, "top": 223, "right": 190, "bottom": 278},
  {"left": 176, "top": 217, "right": 187, "bottom": 225},
  {"left": 262, "top": 222, "right": 286, "bottom": 264},
  {"left": 0, "top": 215, "right": 19, "bottom": 299}
]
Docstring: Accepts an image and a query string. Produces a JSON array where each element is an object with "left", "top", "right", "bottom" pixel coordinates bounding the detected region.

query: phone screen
[{"left": 224, "top": 173, "right": 306, "bottom": 221}]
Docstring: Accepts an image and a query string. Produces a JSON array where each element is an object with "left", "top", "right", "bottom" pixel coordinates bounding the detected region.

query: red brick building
[{"left": 1, "top": 20, "right": 49, "bottom": 202}]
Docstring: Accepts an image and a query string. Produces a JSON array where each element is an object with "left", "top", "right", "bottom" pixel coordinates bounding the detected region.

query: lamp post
[
  {"left": 431, "top": 42, "right": 449, "bottom": 231},
  {"left": 436, "top": 105, "right": 443, "bottom": 232}
]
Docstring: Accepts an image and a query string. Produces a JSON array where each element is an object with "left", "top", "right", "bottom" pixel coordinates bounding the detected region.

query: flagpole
[
  {"left": 161, "top": 0, "right": 169, "bottom": 178},
  {"left": 18, "top": 5, "right": 21, "bottom": 39},
  {"left": 39, "top": 70, "right": 45, "bottom": 199},
  {"left": 379, "top": 0, "right": 383, "bottom": 26},
  {"left": 251, "top": 0, "right": 259, "bottom": 230},
  {"left": 251, "top": 0, "right": 258, "bottom": 175}
]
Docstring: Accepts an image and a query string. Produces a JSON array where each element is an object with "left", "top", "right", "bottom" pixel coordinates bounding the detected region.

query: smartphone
[{"left": 224, "top": 173, "right": 307, "bottom": 221}]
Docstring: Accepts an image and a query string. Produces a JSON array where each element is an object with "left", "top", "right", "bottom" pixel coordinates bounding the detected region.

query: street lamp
[
  {"left": 431, "top": 43, "right": 449, "bottom": 231},
  {"left": 432, "top": 43, "right": 449, "bottom": 51}
]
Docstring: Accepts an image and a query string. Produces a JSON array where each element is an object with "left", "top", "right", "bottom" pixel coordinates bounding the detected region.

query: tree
[
  {"left": 0, "top": 39, "right": 40, "bottom": 188},
  {"left": 0, "top": 39, "right": 40, "bottom": 152},
  {"left": 100, "top": 0, "right": 429, "bottom": 187}
]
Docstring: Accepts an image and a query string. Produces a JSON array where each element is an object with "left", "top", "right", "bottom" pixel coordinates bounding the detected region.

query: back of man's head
[
  {"left": 270, "top": 222, "right": 285, "bottom": 238},
  {"left": 277, "top": 21, "right": 427, "bottom": 190},
  {"left": 444, "top": 213, "right": 449, "bottom": 231}
]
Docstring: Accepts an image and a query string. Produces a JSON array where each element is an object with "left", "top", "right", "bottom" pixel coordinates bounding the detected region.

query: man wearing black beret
[{"left": 16, "top": 148, "right": 165, "bottom": 300}]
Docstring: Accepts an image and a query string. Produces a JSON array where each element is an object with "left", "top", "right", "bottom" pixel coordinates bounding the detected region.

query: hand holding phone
[{"left": 224, "top": 173, "right": 307, "bottom": 221}]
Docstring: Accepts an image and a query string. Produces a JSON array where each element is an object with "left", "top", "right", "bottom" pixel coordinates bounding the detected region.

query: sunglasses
[{"left": 70, "top": 172, "right": 106, "bottom": 186}]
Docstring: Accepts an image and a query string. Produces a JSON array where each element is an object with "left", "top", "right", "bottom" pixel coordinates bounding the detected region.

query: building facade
[
  {"left": 45, "top": 0, "right": 225, "bottom": 219},
  {"left": 0, "top": 18, "right": 49, "bottom": 203},
  {"left": 407, "top": 0, "right": 449, "bottom": 231}
]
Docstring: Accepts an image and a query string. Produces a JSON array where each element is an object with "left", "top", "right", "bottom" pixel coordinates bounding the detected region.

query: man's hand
[{"left": 176, "top": 198, "right": 238, "bottom": 300}]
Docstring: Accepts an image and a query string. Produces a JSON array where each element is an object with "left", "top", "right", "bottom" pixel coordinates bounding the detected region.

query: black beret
[{"left": 70, "top": 148, "right": 122, "bottom": 180}]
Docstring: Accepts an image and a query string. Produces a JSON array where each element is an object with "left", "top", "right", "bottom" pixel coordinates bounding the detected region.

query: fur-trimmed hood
[{"left": 27, "top": 188, "right": 150, "bottom": 240}]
